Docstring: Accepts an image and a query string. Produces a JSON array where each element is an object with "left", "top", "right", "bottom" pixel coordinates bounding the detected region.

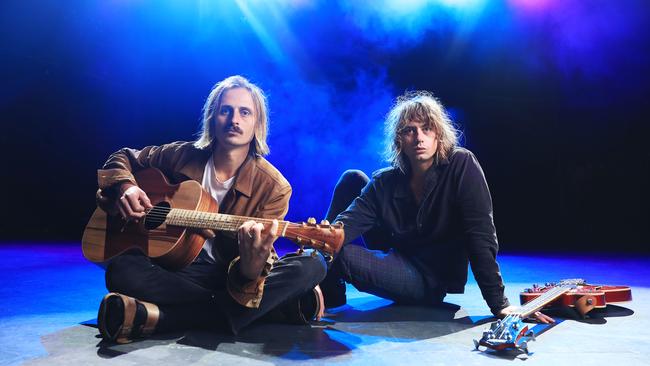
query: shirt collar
[
  {"left": 393, "top": 154, "right": 451, "bottom": 199},
  {"left": 175, "top": 146, "right": 256, "bottom": 198},
  {"left": 177, "top": 147, "right": 211, "bottom": 182}
]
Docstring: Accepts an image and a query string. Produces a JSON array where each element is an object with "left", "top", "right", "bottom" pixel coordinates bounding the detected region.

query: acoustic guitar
[
  {"left": 82, "top": 168, "right": 344, "bottom": 270},
  {"left": 474, "top": 278, "right": 632, "bottom": 354}
]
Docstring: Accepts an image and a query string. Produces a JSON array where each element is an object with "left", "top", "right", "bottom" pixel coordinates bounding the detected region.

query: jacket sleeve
[
  {"left": 226, "top": 184, "right": 291, "bottom": 308},
  {"left": 95, "top": 143, "right": 184, "bottom": 212},
  {"left": 334, "top": 177, "right": 381, "bottom": 245},
  {"left": 456, "top": 152, "right": 510, "bottom": 315}
]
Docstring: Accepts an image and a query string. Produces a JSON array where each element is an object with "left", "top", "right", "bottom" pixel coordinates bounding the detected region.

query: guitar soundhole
[{"left": 144, "top": 202, "right": 171, "bottom": 230}]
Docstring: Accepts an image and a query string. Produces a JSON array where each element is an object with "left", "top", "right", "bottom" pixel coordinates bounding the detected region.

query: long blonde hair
[
  {"left": 194, "top": 75, "right": 270, "bottom": 156},
  {"left": 384, "top": 91, "right": 459, "bottom": 172}
]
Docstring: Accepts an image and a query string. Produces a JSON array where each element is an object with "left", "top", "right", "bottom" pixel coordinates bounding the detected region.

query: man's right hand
[{"left": 116, "top": 183, "right": 153, "bottom": 221}]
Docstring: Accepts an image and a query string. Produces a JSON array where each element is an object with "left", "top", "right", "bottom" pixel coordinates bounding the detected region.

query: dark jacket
[{"left": 335, "top": 148, "right": 510, "bottom": 314}]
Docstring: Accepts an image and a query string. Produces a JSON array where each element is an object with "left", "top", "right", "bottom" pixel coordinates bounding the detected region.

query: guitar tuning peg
[
  {"left": 307, "top": 217, "right": 316, "bottom": 225},
  {"left": 520, "top": 341, "right": 529, "bottom": 355},
  {"left": 320, "top": 219, "right": 330, "bottom": 225}
]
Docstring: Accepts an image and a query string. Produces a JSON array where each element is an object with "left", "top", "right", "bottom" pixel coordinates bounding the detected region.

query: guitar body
[
  {"left": 520, "top": 284, "right": 632, "bottom": 309},
  {"left": 82, "top": 169, "right": 218, "bottom": 270}
]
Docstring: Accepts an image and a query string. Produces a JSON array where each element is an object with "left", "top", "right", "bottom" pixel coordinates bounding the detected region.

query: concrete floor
[{"left": 1, "top": 243, "right": 649, "bottom": 366}]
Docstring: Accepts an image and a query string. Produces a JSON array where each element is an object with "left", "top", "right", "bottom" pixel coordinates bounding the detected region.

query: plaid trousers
[{"left": 324, "top": 170, "right": 444, "bottom": 305}]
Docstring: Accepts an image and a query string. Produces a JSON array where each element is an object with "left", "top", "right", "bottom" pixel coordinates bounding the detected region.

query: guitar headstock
[
  {"left": 558, "top": 278, "right": 586, "bottom": 286},
  {"left": 474, "top": 315, "right": 534, "bottom": 354},
  {"left": 283, "top": 218, "right": 344, "bottom": 256}
]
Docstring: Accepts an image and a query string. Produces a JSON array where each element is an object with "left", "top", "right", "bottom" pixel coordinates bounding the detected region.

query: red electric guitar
[
  {"left": 519, "top": 280, "right": 632, "bottom": 313},
  {"left": 82, "top": 168, "right": 345, "bottom": 270},
  {"left": 475, "top": 279, "right": 632, "bottom": 354}
]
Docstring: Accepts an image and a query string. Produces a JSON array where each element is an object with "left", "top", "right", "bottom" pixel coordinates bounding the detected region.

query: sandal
[
  {"left": 97, "top": 292, "right": 160, "bottom": 344},
  {"left": 302, "top": 284, "right": 325, "bottom": 322}
]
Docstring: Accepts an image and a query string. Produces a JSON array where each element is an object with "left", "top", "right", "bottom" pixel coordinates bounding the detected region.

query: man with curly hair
[{"left": 321, "top": 91, "right": 552, "bottom": 321}]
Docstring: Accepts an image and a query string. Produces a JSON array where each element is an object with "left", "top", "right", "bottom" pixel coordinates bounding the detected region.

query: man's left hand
[{"left": 237, "top": 219, "right": 279, "bottom": 281}]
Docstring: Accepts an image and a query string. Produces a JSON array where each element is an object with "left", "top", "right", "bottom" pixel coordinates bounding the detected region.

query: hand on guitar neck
[
  {"left": 499, "top": 305, "right": 555, "bottom": 324},
  {"left": 237, "top": 219, "right": 279, "bottom": 281}
]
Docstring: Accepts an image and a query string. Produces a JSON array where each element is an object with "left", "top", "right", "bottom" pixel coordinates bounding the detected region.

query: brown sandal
[
  {"left": 304, "top": 285, "right": 325, "bottom": 322},
  {"left": 97, "top": 292, "right": 160, "bottom": 344}
]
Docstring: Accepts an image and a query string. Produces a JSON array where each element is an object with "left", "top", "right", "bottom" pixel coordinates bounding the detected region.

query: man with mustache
[
  {"left": 320, "top": 91, "right": 553, "bottom": 322},
  {"left": 94, "top": 75, "right": 326, "bottom": 343}
]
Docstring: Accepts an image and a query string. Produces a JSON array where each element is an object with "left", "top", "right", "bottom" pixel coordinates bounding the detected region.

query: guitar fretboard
[
  {"left": 517, "top": 285, "right": 572, "bottom": 318},
  {"left": 148, "top": 206, "right": 291, "bottom": 236}
]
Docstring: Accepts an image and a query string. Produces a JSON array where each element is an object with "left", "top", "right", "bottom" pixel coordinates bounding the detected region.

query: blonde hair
[
  {"left": 384, "top": 91, "right": 459, "bottom": 172},
  {"left": 194, "top": 75, "right": 270, "bottom": 156}
]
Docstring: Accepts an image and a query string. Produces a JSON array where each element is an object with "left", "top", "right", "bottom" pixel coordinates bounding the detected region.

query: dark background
[{"left": 1, "top": 0, "right": 648, "bottom": 252}]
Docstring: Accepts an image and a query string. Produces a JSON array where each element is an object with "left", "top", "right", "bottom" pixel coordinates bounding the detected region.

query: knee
[
  {"left": 303, "top": 251, "right": 328, "bottom": 286},
  {"left": 336, "top": 170, "right": 369, "bottom": 193},
  {"left": 337, "top": 243, "right": 362, "bottom": 263},
  {"left": 335, "top": 244, "right": 363, "bottom": 281},
  {"left": 287, "top": 251, "right": 328, "bottom": 290},
  {"left": 104, "top": 254, "right": 146, "bottom": 294}
]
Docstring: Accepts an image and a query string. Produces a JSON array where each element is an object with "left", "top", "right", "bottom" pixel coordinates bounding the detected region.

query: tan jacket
[{"left": 95, "top": 141, "right": 291, "bottom": 308}]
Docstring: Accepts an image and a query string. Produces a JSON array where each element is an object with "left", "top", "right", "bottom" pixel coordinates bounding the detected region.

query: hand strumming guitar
[
  {"left": 237, "top": 219, "right": 279, "bottom": 280},
  {"left": 117, "top": 183, "right": 153, "bottom": 221},
  {"left": 117, "top": 182, "right": 216, "bottom": 239}
]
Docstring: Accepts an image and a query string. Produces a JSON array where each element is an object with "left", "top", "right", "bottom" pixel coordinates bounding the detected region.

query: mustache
[{"left": 224, "top": 123, "right": 243, "bottom": 134}]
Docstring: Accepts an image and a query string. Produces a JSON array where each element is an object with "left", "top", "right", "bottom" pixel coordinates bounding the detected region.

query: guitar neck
[
  {"left": 164, "top": 208, "right": 291, "bottom": 236},
  {"left": 143, "top": 204, "right": 345, "bottom": 256},
  {"left": 517, "top": 285, "right": 571, "bottom": 318}
]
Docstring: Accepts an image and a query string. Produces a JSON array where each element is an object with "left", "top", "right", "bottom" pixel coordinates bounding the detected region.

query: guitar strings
[
  {"left": 144, "top": 207, "right": 283, "bottom": 225},
  {"left": 142, "top": 207, "right": 331, "bottom": 229},
  {"left": 138, "top": 207, "right": 342, "bottom": 244}
]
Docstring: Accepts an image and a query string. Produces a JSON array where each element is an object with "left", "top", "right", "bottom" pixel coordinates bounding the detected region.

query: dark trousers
[
  {"left": 105, "top": 249, "right": 327, "bottom": 334},
  {"left": 322, "top": 170, "right": 444, "bottom": 305}
]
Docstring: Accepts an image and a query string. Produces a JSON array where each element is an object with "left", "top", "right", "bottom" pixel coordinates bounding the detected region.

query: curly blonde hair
[
  {"left": 384, "top": 91, "right": 459, "bottom": 172},
  {"left": 194, "top": 75, "right": 270, "bottom": 156}
]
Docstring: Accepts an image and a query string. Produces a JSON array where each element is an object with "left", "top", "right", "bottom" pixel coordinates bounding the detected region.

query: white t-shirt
[{"left": 198, "top": 155, "right": 235, "bottom": 263}]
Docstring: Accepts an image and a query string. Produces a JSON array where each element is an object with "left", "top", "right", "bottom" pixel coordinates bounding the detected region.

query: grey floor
[{"left": 2, "top": 244, "right": 649, "bottom": 365}]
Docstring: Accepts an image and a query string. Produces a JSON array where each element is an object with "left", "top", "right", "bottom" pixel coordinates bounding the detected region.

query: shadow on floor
[{"left": 90, "top": 302, "right": 486, "bottom": 361}]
